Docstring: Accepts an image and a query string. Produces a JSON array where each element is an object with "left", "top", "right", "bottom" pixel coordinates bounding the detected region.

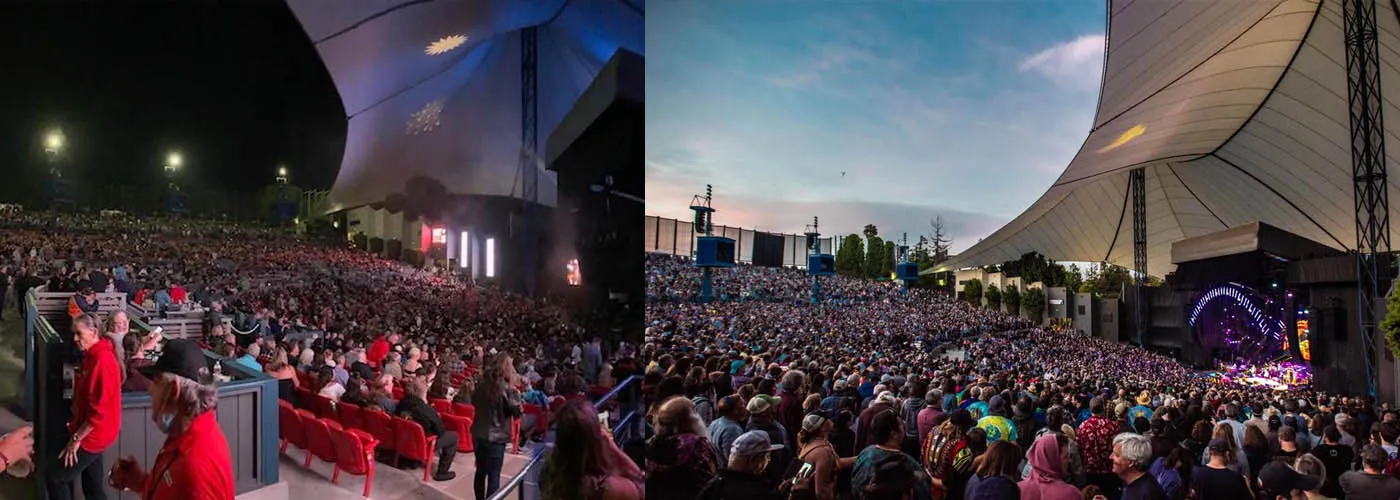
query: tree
[
  {"left": 1381, "top": 287, "right": 1400, "bottom": 360},
  {"left": 865, "top": 236, "right": 886, "bottom": 278},
  {"left": 985, "top": 284, "right": 1002, "bottom": 311},
  {"left": 963, "top": 279, "right": 983, "bottom": 305},
  {"left": 1097, "top": 263, "right": 1132, "bottom": 298},
  {"left": 836, "top": 234, "right": 864, "bottom": 276},
  {"left": 1004, "top": 286, "right": 1020, "bottom": 316},
  {"left": 1064, "top": 263, "right": 1084, "bottom": 293},
  {"left": 883, "top": 240, "right": 897, "bottom": 277},
  {"left": 929, "top": 215, "right": 953, "bottom": 265},
  {"left": 1024, "top": 287, "right": 1046, "bottom": 322},
  {"left": 863, "top": 224, "right": 879, "bottom": 241}
]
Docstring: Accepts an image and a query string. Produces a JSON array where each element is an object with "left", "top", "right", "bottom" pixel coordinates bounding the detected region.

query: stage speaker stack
[
  {"left": 808, "top": 254, "right": 835, "bottom": 276},
  {"left": 546, "top": 49, "right": 643, "bottom": 319},
  {"left": 897, "top": 262, "right": 920, "bottom": 282},
  {"left": 696, "top": 236, "right": 736, "bottom": 268}
]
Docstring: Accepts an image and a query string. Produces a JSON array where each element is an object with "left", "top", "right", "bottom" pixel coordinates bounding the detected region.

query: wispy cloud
[
  {"left": 1019, "top": 34, "right": 1105, "bottom": 90},
  {"left": 767, "top": 43, "right": 878, "bottom": 88}
]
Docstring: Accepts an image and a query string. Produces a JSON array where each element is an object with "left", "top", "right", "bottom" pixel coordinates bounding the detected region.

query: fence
[
  {"left": 25, "top": 288, "right": 281, "bottom": 499},
  {"left": 488, "top": 375, "right": 644, "bottom": 500},
  {"left": 644, "top": 215, "right": 836, "bottom": 268}
]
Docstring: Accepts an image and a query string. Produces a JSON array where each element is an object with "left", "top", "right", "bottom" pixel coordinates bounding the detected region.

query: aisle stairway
[{"left": 241, "top": 440, "right": 542, "bottom": 500}]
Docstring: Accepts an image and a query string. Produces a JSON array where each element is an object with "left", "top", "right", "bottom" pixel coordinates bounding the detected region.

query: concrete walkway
[{"left": 240, "top": 443, "right": 541, "bottom": 500}]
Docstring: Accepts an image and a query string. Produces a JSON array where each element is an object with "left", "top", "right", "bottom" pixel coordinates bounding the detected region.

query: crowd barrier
[
  {"left": 25, "top": 289, "right": 281, "bottom": 499},
  {"left": 489, "top": 375, "right": 644, "bottom": 500}
]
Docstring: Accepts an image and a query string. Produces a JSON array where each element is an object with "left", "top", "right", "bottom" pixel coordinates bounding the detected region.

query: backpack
[{"left": 777, "top": 443, "right": 831, "bottom": 500}]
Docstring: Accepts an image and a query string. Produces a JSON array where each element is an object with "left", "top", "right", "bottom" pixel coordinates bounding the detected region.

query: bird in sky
[{"left": 841, "top": 171, "right": 846, "bottom": 177}]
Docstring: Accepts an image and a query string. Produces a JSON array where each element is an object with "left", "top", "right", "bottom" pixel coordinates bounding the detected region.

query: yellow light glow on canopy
[
  {"left": 426, "top": 35, "right": 468, "bottom": 55},
  {"left": 1097, "top": 124, "right": 1146, "bottom": 153}
]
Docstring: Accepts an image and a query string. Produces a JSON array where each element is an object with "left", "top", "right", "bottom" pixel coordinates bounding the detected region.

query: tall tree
[
  {"left": 1065, "top": 263, "right": 1084, "bottom": 293},
  {"left": 963, "top": 278, "right": 983, "bottom": 305},
  {"left": 883, "top": 240, "right": 897, "bottom": 277},
  {"left": 1004, "top": 286, "right": 1021, "bottom": 316},
  {"left": 865, "top": 236, "right": 886, "bottom": 278},
  {"left": 1381, "top": 287, "right": 1400, "bottom": 360},
  {"left": 930, "top": 215, "right": 952, "bottom": 264},
  {"left": 1098, "top": 263, "right": 1132, "bottom": 298},
  {"left": 985, "top": 284, "right": 1002, "bottom": 311},
  {"left": 836, "top": 234, "right": 864, "bottom": 276},
  {"left": 1024, "top": 287, "right": 1046, "bottom": 322},
  {"left": 863, "top": 224, "right": 879, "bottom": 241}
]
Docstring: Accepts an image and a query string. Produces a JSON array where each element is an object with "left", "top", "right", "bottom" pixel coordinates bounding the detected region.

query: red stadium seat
[
  {"left": 294, "top": 409, "right": 319, "bottom": 467},
  {"left": 294, "top": 387, "right": 315, "bottom": 411},
  {"left": 510, "top": 417, "right": 521, "bottom": 454},
  {"left": 304, "top": 416, "right": 341, "bottom": 469},
  {"left": 452, "top": 403, "right": 476, "bottom": 422},
  {"left": 429, "top": 398, "right": 453, "bottom": 416},
  {"left": 441, "top": 413, "right": 474, "bottom": 453},
  {"left": 362, "top": 409, "right": 398, "bottom": 457},
  {"left": 312, "top": 394, "right": 337, "bottom": 420},
  {"left": 338, "top": 401, "right": 363, "bottom": 430},
  {"left": 391, "top": 417, "right": 438, "bottom": 481},
  {"left": 278, "top": 403, "right": 306, "bottom": 455},
  {"left": 523, "top": 403, "right": 548, "bottom": 437},
  {"left": 331, "top": 427, "right": 379, "bottom": 498}
]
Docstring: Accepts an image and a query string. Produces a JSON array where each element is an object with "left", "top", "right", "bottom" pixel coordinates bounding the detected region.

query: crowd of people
[
  {"left": 643, "top": 252, "right": 1400, "bottom": 500},
  {"left": 0, "top": 210, "right": 645, "bottom": 500}
]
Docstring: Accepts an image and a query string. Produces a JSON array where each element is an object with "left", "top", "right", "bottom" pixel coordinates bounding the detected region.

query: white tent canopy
[
  {"left": 285, "top": 0, "right": 644, "bottom": 211},
  {"left": 939, "top": 0, "right": 1400, "bottom": 277}
]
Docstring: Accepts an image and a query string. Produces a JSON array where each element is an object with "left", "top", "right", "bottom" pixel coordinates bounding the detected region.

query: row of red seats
[{"left": 278, "top": 401, "right": 379, "bottom": 497}]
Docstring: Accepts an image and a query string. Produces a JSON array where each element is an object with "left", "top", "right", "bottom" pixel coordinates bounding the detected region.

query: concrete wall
[
  {"left": 955, "top": 269, "right": 986, "bottom": 294},
  {"left": 1046, "top": 287, "right": 1069, "bottom": 319},
  {"left": 1073, "top": 293, "right": 1096, "bottom": 337},
  {"left": 1098, "top": 298, "right": 1121, "bottom": 342}
]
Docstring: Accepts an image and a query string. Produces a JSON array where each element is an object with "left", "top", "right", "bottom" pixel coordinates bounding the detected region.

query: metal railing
[{"left": 488, "top": 375, "right": 643, "bottom": 500}]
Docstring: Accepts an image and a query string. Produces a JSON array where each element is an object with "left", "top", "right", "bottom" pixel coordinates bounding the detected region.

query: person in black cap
[
  {"left": 108, "top": 339, "right": 234, "bottom": 499},
  {"left": 1257, "top": 460, "right": 1321, "bottom": 500},
  {"left": 697, "top": 431, "right": 784, "bottom": 500},
  {"left": 790, "top": 409, "right": 854, "bottom": 500},
  {"left": 1190, "top": 438, "right": 1252, "bottom": 500}
]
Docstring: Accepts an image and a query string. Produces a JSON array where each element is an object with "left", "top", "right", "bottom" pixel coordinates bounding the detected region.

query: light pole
[
  {"left": 276, "top": 166, "right": 288, "bottom": 184},
  {"left": 43, "top": 129, "right": 64, "bottom": 176}
]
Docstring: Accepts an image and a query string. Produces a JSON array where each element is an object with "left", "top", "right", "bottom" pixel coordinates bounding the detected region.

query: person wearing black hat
[
  {"left": 1257, "top": 460, "right": 1322, "bottom": 500},
  {"left": 697, "top": 431, "right": 784, "bottom": 500},
  {"left": 1189, "top": 438, "right": 1252, "bottom": 500},
  {"left": 108, "top": 339, "right": 234, "bottom": 499}
]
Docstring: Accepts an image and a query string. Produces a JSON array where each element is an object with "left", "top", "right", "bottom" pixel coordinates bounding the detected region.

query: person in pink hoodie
[{"left": 1019, "top": 433, "right": 1082, "bottom": 500}]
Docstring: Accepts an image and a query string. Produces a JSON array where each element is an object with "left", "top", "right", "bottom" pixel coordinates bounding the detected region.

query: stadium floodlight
[
  {"left": 278, "top": 166, "right": 288, "bottom": 177},
  {"left": 167, "top": 152, "right": 183, "bottom": 169},
  {"left": 44, "top": 130, "right": 64, "bottom": 153}
]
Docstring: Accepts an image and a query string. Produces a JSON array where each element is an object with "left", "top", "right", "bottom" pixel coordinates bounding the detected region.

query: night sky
[{"left": 0, "top": 0, "right": 345, "bottom": 208}]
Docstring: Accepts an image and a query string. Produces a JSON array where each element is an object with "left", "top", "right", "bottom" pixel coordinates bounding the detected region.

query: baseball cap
[
  {"left": 1259, "top": 461, "right": 1320, "bottom": 492},
  {"left": 832, "top": 379, "right": 848, "bottom": 391},
  {"left": 1208, "top": 438, "right": 1231, "bottom": 454},
  {"left": 747, "top": 394, "right": 780, "bottom": 415},
  {"left": 730, "top": 430, "right": 784, "bottom": 457},
  {"left": 138, "top": 339, "right": 209, "bottom": 383},
  {"left": 876, "top": 391, "right": 897, "bottom": 406},
  {"left": 802, "top": 409, "right": 836, "bottom": 433}
]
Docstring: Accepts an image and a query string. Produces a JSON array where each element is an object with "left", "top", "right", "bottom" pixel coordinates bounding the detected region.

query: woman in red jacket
[{"left": 48, "top": 313, "right": 122, "bottom": 500}]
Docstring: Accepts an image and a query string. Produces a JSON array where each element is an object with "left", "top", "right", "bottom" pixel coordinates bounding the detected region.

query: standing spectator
[
  {"left": 1112, "top": 433, "right": 1166, "bottom": 500},
  {"left": 646, "top": 397, "right": 722, "bottom": 500},
  {"left": 926, "top": 409, "right": 977, "bottom": 500},
  {"left": 707, "top": 395, "right": 748, "bottom": 465},
  {"left": 367, "top": 332, "right": 397, "bottom": 368},
  {"left": 1019, "top": 433, "right": 1081, "bottom": 500},
  {"left": 542, "top": 399, "right": 643, "bottom": 500},
  {"left": 965, "top": 440, "right": 1021, "bottom": 500},
  {"left": 1257, "top": 461, "right": 1321, "bottom": 500},
  {"left": 582, "top": 336, "right": 603, "bottom": 382},
  {"left": 1291, "top": 454, "right": 1332, "bottom": 500},
  {"left": 1189, "top": 438, "right": 1252, "bottom": 500},
  {"left": 107, "top": 339, "right": 234, "bottom": 499},
  {"left": 471, "top": 353, "right": 523, "bottom": 500},
  {"left": 696, "top": 431, "right": 783, "bottom": 500},
  {"left": 776, "top": 370, "right": 806, "bottom": 451},
  {"left": 1078, "top": 397, "right": 1120, "bottom": 496},
  {"left": 1339, "top": 444, "right": 1400, "bottom": 500},
  {"left": 851, "top": 410, "right": 932, "bottom": 500},
  {"left": 48, "top": 313, "right": 121, "bottom": 500},
  {"left": 395, "top": 376, "right": 459, "bottom": 481},
  {"left": 744, "top": 394, "right": 790, "bottom": 484},
  {"left": 1312, "top": 426, "right": 1353, "bottom": 499}
]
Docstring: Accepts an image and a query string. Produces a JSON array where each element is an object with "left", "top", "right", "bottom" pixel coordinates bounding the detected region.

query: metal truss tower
[
  {"left": 519, "top": 26, "right": 539, "bottom": 296},
  {"left": 1344, "top": 0, "right": 1389, "bottom": 397},
  {"left": 1131, "top": 167, "right": 1147, "bottom": 347}
]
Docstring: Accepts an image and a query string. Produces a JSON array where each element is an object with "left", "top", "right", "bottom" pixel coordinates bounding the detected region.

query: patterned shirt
[{"left": 1078, "top": 415, "right": 1119, "bottom": 474}]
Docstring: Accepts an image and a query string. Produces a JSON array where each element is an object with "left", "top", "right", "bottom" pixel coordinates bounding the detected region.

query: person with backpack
[
  {"left": 697, "top": 431, "right": 784, "bottom": 500},
  {"left": 786, "top": 410, "right": 855, "bottom": 500}
]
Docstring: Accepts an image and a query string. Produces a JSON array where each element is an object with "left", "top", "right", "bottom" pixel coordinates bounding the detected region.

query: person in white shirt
[{"left": 317, "top": 365, "right": 346, "bottom": 401}]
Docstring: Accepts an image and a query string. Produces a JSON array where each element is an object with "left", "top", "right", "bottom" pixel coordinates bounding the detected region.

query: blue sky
[{"left": 647, "top": 0, "right": 1107, "bottom": 253}]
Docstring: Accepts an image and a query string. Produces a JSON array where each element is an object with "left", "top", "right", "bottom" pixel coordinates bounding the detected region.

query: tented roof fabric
[
  {"left": 938, "top": 0, "right": 1400, "bottom": 277},
  {"left": 285, "top": 0, "right": 644, "bottom": 210}
]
